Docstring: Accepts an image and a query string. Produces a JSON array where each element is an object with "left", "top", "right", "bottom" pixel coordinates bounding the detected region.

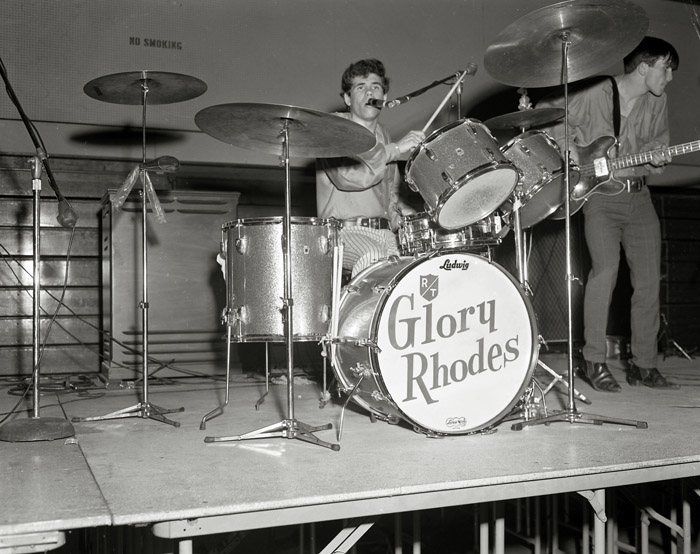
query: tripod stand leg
[
  {"left": 660, "top": 314, "right": 693, "bottom": 360},
  {"left": 512, "top": 408, "right": 647, "bottom": 431},
  {"left": 538, "top": 359, "right": 591, "bottom": 404}
]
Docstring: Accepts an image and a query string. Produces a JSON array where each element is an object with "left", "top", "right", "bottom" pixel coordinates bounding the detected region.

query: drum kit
[{"left": 69, "top": 0, "right": 652, "bottom": 446}]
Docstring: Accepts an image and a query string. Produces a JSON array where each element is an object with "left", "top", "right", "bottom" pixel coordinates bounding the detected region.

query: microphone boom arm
[{"left": 387, "top": 63, "right": 477, "bottom": 107}]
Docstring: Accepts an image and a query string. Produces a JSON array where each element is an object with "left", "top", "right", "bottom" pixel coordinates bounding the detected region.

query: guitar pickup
[{"left": 593, "top": 157, "right": 610, "bottom": 177}]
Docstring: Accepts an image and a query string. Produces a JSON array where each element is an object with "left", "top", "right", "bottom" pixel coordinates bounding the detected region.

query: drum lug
[
  {"left": 440, "top": 171, "right": 455, "bottom": 187},
  {"left": 370, "top": 284, "right": 386, "bottom": 295},
  {"left": 350, "top": 362, "right": 374, "bottom": 379},
  {"left": 370, "top": 390, "right": 389, "bottom": 403},
  {"left": 424, "top": 146, "right": 437, "bottom": 161},
  {"left": 415, "top": 426, "right": 445, "bottom": 439},
  {"left": 318, "top": 235, "right": 329, "bottom": 255},
  {"left": 484, "top": 147, "right": 498, "bottom": 161},
  {"left": 235, "top": 236, "right": 248, "bottom": 254},
  {"left": 355, "top": 338, "right": 380, "bottom": 352}
]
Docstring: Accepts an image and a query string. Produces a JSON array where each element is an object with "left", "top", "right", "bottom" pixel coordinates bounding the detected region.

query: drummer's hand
[
  {"left": 395, "top": 130, "right": 425, "bottom": 155},
  {"left": 396, "top": 201, "right": 417, "bottom": 216}
]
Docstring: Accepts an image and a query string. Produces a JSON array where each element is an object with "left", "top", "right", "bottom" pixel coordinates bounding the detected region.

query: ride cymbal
[
  {"left": 484, "top": 108, "right": 565, "bottom": 130},
  {"left": 84, "top": 71, "right": 207, "bottom": 105},
  {"left": 484, "top": 0, "right": 648, "bottom": 88},
  {"left": 195, "top": 102, "right": 376, "bottom": 158}
]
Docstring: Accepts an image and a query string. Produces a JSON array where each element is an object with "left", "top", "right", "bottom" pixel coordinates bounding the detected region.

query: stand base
[
  {"left": 538, "top": 359, "right": 591, "bottom": 404},
  {"left": 511, "top": 408, "right": 647, "bottom": 431},
  {"left": 72, "top": 402, "right": 183, "bottom": 427},
  {"left": 204, "top": 418, "right": 340, "bottom": 451},
  {"left": 0, "top": 417, "right": 75, "bottom": 442}
]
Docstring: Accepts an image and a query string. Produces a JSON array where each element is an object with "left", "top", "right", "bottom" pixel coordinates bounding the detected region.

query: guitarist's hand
[{"left": 645, "top": 143, "right": 672, "bottom": 170}]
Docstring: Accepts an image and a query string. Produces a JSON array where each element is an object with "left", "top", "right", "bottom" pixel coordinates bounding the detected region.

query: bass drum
[{"left": 332, "top": 252, "right": 538, "bottom": 436}]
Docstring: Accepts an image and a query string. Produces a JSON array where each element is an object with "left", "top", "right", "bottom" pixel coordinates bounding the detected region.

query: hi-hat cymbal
[
  {"left": 484, "top": 108, "right": 565, "bottom": 130},
  {"left": 195, "top": 103, "right": 376, "bottom": 158},
  {"left": 84, "top": 71, "right": 207, "bottom": 105},
  {"left": 484, "top": 0, "right": 648, "bottom": 88}
]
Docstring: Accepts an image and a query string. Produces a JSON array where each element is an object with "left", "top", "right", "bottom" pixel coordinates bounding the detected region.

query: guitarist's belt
[{"left": 620, "top": 177, "right": 646, "bottom": 193}]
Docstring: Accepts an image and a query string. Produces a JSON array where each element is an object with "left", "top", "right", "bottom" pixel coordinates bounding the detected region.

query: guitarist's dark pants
[{"left": 581, "top": 186, "right": 661, "bottom": 369}]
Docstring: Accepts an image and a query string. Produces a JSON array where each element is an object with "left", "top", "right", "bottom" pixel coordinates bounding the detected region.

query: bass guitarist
[{"left": 538, "top": 36, "right": 680, "bottom": 392}]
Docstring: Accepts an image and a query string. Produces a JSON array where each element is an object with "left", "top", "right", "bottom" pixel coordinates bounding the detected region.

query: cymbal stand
[
  {"left": 73, "top": 75, "right": 183, "bottom": 427},
  {"left": 512, "top": 32, "right": 645, "bottom": 430},
  {"left": 204, "top": 120, "right": 339, "bottom": 450},
  {"left": 509, "top": 190, "right": 589, "bottom": 413}
]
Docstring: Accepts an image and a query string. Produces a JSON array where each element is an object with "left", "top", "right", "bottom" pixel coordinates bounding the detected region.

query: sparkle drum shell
[
  {"left": 398, "top": 212, "right": 503, "bottom": 256},
  {"left": 405, "top": 119, "right": 519, "bottom": 230},
  {"left": 500, "top": 130, "right": 580, "bottom": 229},
  {"left": 331, "top": 252, "right": 538, "bottom": 435},
  {"left": 224, "top": 216, "right": 339, "bottom": 342}
]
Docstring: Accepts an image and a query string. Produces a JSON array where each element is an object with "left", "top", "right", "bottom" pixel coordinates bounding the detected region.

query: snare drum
[
  {"left": 223, "top": 216, "right": 339, "bottom": 342},
  {"left": 398, "top": 212, "right": 503, "bottom": 256},
  {"left": 500, "top": 130, "right": 579, "bottom": 229},
  {"left": 332, "top": 252, "right": 538, "bottom": 435},
  {"left": 405, "top": 119, "right": 519, "bottom": 230}
]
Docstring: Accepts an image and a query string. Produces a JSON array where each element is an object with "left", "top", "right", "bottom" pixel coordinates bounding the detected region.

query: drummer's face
[{"left": 344, "top": 73, "right": 387, "bottom": 121}]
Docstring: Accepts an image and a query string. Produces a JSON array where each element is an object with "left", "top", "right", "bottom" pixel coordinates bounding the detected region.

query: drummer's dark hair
[
  {"left": 340, "top": 59, "right": 390, "bottom": 96},
  {"left": 624, "top": 36, "right": 679, "bottom": 73}
]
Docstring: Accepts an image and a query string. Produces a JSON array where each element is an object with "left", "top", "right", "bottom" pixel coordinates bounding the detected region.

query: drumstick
[{"left": 421, "top": 70, "right": 468, "bottom": 135}]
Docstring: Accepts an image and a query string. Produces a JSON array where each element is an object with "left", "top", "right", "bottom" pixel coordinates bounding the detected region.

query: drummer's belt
[{"left": 342, "top": 217, "right": 391, "bottom": 230}]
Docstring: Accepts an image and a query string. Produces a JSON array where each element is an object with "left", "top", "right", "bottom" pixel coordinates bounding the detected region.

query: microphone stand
[
  {"left": 0, "top": 57, "right": 76, "bottom": 442},
  {"left": 384, "top": 65, "right": 476, "bottom": 109},
  {"left": 0, "top": 157, "right": 76, "bottom": 442}
]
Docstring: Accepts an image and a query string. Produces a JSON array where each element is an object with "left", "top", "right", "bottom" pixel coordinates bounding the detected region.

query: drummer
[{"left": 316, "top": 58, "right": 424, "bottom": 277}]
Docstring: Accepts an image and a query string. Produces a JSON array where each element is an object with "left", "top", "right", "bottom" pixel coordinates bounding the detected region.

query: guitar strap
[{"left": 608, "top": 76, "right": 621, "bottom": 137}]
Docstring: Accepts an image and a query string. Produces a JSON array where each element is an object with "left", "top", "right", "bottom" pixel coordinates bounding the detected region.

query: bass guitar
[{"left": 552, "top": 135, "right": 699, "bottom": 218}]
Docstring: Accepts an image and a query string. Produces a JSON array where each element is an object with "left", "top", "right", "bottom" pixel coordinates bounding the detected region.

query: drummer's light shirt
[{"left": 316, "top": 112, "right": 403, "bottom": 229}]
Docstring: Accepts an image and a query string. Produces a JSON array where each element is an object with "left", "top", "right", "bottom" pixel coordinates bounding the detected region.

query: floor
[{"left": 1, "top": 349, "right": 700, "bottom": 554}]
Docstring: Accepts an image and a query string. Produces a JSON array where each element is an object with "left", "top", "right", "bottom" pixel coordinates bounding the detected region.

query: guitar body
[{"left": 550, "top": 135, "right": 626, "bottom": 219}]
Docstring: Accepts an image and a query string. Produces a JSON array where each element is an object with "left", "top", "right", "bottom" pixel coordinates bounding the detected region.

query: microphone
[
  {"left": 367, "top": 98, "right": 389, "bottom": 109},
  {"left": 140, "top": 155, "right": 180, "bottom": 173},
  {"left": 464, "top": 62, "right": 478, "bottom": 76},
  {"left": 367, "top": 97, "right": 406, "bottom": 109}
]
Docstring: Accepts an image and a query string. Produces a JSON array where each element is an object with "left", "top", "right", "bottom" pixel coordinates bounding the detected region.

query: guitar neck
[{"left": 612, "top": 140, "right": 700, "bottom": 170}]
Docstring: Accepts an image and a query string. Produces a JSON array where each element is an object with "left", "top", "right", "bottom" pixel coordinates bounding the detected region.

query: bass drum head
[{"left": 372, "top": 252, "right": 538, "bottom": 434}]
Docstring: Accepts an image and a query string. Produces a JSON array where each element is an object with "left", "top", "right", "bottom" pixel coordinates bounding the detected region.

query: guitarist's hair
[{"left": 623, "top": 36, "right": 679, "bottom": 74}]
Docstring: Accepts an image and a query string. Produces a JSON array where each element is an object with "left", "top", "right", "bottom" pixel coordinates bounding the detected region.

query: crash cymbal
[
  {"left": 484, "top": 108, "right": 565, "bottom": 130},
  {"left": 84, "top": 71, "right": 207, "bottom": 105},
  {"left": 484, "top": 0, "right": 648, "bottom": 88},
  {"left": 195, "top": 103, "right": 376, "bottom": 158}
]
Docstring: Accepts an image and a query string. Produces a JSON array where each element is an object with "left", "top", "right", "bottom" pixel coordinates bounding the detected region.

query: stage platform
[{"left": 1, "top": 352, "right": 700, "bottom": 553}]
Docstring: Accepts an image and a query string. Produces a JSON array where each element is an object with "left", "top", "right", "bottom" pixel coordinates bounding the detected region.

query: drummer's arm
[{"left": 319, "top": 145, "right": 387, "bottom": 191}]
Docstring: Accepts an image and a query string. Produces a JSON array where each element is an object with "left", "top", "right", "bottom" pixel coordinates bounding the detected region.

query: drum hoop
[
  {"left": 405, "top": 117, "right": 489, "bottom": 177},
  {"left": 222, "top": 216, "right": 339, "bottom": 230},
  {"left": 368, "top": 252, "right": 539, "bottom": 434},
  {"left": 433, "top": 162, "right": 517, "bottom": 228}
]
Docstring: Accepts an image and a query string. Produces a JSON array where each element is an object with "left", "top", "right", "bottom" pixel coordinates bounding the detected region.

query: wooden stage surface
[{"left": 2, "top": 352, "right": 700, "bottom": 551}]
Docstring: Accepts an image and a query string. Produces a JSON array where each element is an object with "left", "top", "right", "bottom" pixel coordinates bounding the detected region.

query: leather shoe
[
  {"left": 583, "top": 361, "right": 621, "bottom": 392},
  {"left": 627, "top": 363, "right": 680, "bottom": 389}
]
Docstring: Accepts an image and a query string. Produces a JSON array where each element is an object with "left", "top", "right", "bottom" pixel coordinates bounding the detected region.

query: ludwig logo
[{"left": 420, "top": 274, "right": 438, "bottom": 300}]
